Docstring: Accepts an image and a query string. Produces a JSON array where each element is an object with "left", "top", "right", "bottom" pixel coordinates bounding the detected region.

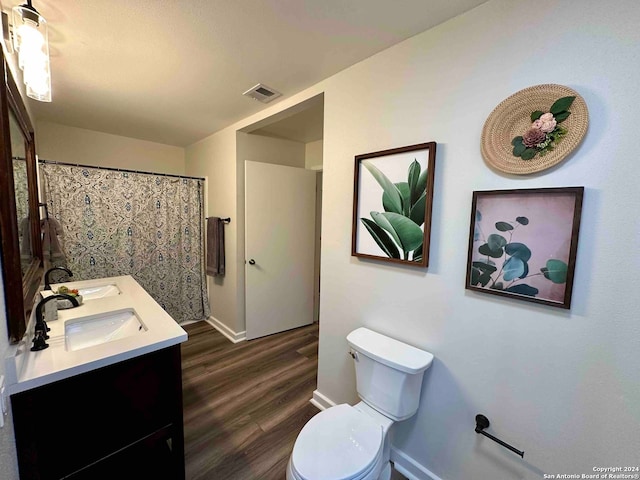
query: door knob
[{"left": 248, "top": 259, "right": 256, "bottom": 265}]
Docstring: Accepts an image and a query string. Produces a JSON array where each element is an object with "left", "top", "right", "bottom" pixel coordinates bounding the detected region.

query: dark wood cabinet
[{"left": 11, "top": 345, "right": 185, "bottom": 480}]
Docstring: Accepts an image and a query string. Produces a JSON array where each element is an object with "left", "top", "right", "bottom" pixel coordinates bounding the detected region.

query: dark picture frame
[
  {"left": 351, "top": 142, "right": 436, "bottom": 267},
  {"left": 465, "top": 187, "right": 584, "bottom": 309}
]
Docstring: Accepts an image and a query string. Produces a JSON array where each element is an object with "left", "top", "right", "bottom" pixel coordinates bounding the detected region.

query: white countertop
[{"left": 5, "top": 275, "right": 188, "bottom": 395}]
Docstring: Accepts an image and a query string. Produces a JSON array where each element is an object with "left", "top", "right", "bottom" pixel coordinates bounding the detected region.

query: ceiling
[{"left": 15, "top": 0, "right": 487, "bottom": 147}]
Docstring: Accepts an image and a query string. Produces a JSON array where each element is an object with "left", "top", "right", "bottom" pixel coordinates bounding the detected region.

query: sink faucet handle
[
  {"left": 40, "top": 327, "right": 50, "bottom": 341},
  {"left": 33, "top": 294, "right": 78, "bottom": 341},
  {"left": 31, "top": 330, "right": 49, "bottom": 351}
]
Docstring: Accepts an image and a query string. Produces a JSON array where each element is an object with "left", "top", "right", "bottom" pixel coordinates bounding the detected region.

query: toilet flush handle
[{"left": 348, "top": 350, "right": 358, "bottom": 361}]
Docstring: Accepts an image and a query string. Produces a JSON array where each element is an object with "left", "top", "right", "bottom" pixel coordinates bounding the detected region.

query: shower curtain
[{"left": 40, "top": 163, "right": 211, "bottom": 324}]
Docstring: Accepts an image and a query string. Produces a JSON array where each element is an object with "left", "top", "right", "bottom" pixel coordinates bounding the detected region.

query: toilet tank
[{"left": 347, "top": 327, "right": 434, "bottom": 421}]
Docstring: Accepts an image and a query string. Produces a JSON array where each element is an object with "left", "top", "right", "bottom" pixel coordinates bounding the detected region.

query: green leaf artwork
[
  {"left": 360, "top": 218, "right": 400, "bottom": 259},
  {"left": 470, "top": 211, "right": 568, "bottom": 298},
  {"left": 360, "top": 159, "right": 427, "bottom": 261},
  {"left": 362, "top": 161, "right": 403, "bottom": 214}
]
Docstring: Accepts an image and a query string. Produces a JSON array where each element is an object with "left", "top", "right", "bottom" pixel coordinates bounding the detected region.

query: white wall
[
  {"left": 317, "top": 1, "right": 640, "bottom": 478},
  {"left": 186, "top": 0, "right": 640, "bottom": 478},
  {"left": 36, "top": 121, "right": 185, "bottom": 175}
]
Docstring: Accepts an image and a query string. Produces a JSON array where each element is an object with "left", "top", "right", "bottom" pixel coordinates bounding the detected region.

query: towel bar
[
  {"left": 39, "top": 202, "right": 49, "bottom": 219},
  {"left": 475, "top": 414, "right": 524, "bottom": 458},
  {"left": 206, "top": 217, "right": 231, "bottom": 224}
]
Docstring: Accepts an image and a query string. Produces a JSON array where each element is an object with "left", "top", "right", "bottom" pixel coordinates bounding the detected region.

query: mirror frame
[{"left": 0, "top": 49, "right": 43, "bottom": 343}]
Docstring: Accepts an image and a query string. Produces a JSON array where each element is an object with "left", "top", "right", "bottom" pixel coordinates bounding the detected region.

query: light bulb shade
[
  {"left": 12, "top": 4, "right": 51, "bottom": 102},
  {"left": 24, "top": 57, "right": 50, "bottom": 101}
]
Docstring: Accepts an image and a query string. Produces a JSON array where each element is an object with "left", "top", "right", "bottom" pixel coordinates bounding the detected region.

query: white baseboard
[
  {"left": 310, "top": 389, "right": 337, "bottom": 411},
  {"left": 205, "top": 316, "right": 246, "bottom": 343},
  {"left": 391, "top": 447, "right": 443, "bottom": 480}
]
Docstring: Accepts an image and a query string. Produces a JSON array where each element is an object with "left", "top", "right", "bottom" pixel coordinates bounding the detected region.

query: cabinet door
[
  {"left": 65, "top": 428, "right": 175, "bottom": 479},
  {"left": 12, "top": 346, "right": 185, "bottom": 480}
]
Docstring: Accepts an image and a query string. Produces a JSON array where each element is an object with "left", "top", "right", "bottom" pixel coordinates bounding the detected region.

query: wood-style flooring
[
  {"left": 181, "top": 322, "right": 320, "bottom": 479},
  {"left": 181, "top": 321, "right": 407, "bottom": 480}
]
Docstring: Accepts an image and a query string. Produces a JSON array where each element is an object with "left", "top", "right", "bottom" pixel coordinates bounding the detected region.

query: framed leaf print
[
  {"left": 465, "top": 187, "right": 584, "bottom": 309},
  {"left": 351, "top": 142, "right": 436, "bottom": 267}
]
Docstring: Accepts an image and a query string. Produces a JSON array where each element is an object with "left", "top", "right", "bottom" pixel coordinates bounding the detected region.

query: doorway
[{"left": 240, "top": 95, "right": 324, "bottom": 340}]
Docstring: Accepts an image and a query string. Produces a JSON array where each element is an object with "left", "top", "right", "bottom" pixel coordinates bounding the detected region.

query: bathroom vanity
[{"left": 4, "top": 275, "right": 188, "bottom": 480}]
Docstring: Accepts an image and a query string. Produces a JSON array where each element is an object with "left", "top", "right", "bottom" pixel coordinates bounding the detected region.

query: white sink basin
[
  {"left": 65, "top": 309, "right": 147, "bottom": 352},
  {"left": 77, "top": 284, "right": 121, "bottom": 300}
]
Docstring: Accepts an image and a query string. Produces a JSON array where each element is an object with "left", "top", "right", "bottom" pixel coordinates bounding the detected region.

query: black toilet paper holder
[{"left": 475, "top": 414, "right": 524, "bottom": 458}]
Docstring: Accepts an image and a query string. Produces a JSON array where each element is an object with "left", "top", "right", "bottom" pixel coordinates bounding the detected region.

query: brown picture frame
[
  {"left": 351, "top": 142, "right": 436, "bottom": 267},
  {"left": 465, "top": 186, "right": 583, "bottom": 309}
]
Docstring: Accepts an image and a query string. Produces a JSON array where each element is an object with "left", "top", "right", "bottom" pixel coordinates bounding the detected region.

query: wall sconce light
[{"left": 12, "top": 0, "right": 51, "bottom": 102}]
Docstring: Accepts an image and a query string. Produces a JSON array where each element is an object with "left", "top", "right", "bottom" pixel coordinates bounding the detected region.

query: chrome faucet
[
  {"left": 31, "top": 294, "right": 79, "bottom": 351},
  {"left": 43, "top": 266, "right": 73, "bottom": 291}
]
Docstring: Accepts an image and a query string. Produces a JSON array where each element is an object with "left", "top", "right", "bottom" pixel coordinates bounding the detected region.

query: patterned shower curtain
[
  {"left": 13, "top": 159, "right": 29, "bottom": 223},
  {"left": 40, "top": 163, "right": 211, "bottom": 324},
  {"left": 13, "top": 159, "right": 31, "bottom": 273}
]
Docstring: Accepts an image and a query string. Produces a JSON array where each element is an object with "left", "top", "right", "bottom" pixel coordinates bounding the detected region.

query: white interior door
[{"left": 245, "top": 161, "right": 317, "bottom": 340}]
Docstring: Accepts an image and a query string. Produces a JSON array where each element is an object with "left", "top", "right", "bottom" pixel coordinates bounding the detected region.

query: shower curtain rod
[{"left": 38, "top": 159, "right": 206, "bottom": 181}]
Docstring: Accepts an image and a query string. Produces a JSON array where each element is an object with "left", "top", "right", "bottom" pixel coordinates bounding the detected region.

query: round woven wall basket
[{"left": 481, "top": 84, "right": 588, "bottom": 175}]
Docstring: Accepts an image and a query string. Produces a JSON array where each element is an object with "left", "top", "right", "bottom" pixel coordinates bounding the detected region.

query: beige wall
[
  {"left": 305, "top": 140, "right": 323, "bottom": 169},
  {"left": 36, "top": 121, "right": 185, "bottom": 175},
  {"left": 186, "top": 0, "right": 640, "bottom": 478},
  {"left": 186, "top": 131, "right": 306, "bottom": 334},
  {"left": 242, "top": 133, "right": 306, "bottom": 168},
  {"left": 185, "top": 128, "right": 239, "bottom": 332}
]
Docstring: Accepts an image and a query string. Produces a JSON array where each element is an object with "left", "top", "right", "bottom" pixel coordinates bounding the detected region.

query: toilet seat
[
  {"left": 290, "top": 404, "right": 384, "bottom": 480},
  {"left": 289, "top": 445, "right": 383, "bottom": 480}
]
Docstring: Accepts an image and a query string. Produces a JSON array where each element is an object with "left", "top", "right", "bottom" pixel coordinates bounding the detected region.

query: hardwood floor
[
  {"left": 180, "top": 321, "right": 407, "bottom": 480},
  {"left": 181, "top": 322, "right": 320, "bottom": 480}
]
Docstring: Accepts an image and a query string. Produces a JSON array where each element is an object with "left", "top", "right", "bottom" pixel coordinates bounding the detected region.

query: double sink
[
  {"left": 42, "top": 283, "right": 147, "bottom": 352},
  {"left": 5, "top": 275, "right": 187, "bottom": 396}
]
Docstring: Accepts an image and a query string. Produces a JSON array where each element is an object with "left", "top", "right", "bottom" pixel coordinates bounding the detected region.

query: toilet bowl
[
  {"left": 286, "top": 403, "right": 392, "bottom": 480},
  {"left": 287, "top": 327, "right": 434, "bottom": 480}
]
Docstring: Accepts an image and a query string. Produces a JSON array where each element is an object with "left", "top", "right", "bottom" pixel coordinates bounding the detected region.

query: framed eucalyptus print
[
  {"left": 351, "top": 142, "right": 436, "bottom": 267},
  {"left": 465, "top": 187, "right": 583, "bottom": 309}
]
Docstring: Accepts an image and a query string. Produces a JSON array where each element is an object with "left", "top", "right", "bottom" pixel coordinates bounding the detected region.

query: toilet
[{"left": 287, "top": 327, "right": 434, "bottom": 480}]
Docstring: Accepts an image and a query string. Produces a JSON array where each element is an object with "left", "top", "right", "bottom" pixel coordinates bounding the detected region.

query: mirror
[
  {"left": 0, "top": 49, "right": 43, "bottom": 343},
  {"left": 10, "top": 110, "right": 31, "bottom": 274}
]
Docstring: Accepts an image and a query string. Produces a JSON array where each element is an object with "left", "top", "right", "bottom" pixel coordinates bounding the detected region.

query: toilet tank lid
[{"left": 347, "top": 327, "right": 434, "bottom": 374}]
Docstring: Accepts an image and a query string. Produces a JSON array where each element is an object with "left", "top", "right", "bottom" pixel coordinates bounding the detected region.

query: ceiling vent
[{"left": 243, "top": 83, "right": 282, "bottom": 103}]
